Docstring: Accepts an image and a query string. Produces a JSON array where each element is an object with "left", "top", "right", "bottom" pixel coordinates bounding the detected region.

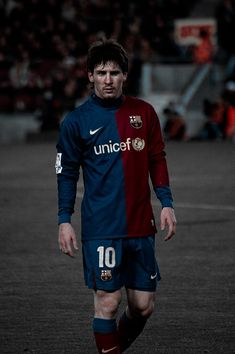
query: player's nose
[{"left": 104, "top": 73, "right": 112, "bottom": 84}]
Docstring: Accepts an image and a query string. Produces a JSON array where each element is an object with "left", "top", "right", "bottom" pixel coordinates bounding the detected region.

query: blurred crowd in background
[{"left": 0, "top": 0, "right": 235, "bottom": 140}]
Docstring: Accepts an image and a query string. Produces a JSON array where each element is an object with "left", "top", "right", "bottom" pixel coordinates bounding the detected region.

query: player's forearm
[
  {"left": 57, "top": 175, "right": 77, "bottom": 224},
  {"left": 154, "top": 185, "right": 174, "bottom": 209},
  {"left": 149, "top": 152, "right": 170, "bottom": 187}
]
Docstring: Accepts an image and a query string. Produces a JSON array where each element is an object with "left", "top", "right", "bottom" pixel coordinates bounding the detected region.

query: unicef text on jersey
[{"left": 94, "top": 138, "right": 145, "bottom": 155}]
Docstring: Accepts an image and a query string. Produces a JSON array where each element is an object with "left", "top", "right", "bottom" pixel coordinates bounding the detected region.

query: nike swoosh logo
[
  {"left": 102, "top": 347, "right": 118, "bottom": 353},
  {"left": 90, "top": 127, "right": 102, "bottom": 135},
  {"left": 150, "top": 273, "right": 157, "bottom": 280}
]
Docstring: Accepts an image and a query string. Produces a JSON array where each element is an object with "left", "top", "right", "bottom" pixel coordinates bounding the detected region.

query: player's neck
[{"left": 92, "top": 93, "right": 125, "bottom": 108}]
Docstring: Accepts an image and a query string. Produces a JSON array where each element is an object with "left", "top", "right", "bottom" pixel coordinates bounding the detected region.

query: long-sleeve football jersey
[{"left": 56, "top": 94, "right": 173, "bottom": 240}]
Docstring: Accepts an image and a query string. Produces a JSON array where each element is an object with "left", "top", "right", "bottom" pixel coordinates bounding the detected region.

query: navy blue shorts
[{"left": 82, "top": 235, "right": 161, "bottom": 292}]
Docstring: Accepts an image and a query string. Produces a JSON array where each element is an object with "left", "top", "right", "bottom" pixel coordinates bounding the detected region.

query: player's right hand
[{"left": 58, "top": 222, "right": 78, "bottom": 257}]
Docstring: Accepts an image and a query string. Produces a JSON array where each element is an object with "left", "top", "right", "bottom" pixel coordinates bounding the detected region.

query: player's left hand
[{"left": 160, "top": 207, "right": 176, "bottom": 241}]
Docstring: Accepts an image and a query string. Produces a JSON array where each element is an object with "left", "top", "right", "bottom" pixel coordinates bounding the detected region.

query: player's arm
[
  {"left": 155, "top": 186, "right": 176, "bottom": 240},
  {"left": 147, "top": 106, "right": 176, "bottom": 240},
  {"left": 55, "top": 116, "right": 81, "bottom": 256}
]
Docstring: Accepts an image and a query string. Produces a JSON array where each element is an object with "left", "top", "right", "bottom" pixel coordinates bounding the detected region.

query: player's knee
[
  {"left": 95, "top": 290, "right": 121, "bottom": 318},
  {"left": 142, "top": 299, "right": 155, "bottom": 318},
  {"left": 138, "top": 300, "right": 155, "bottom": 318},
  {"left": 129, "top": 297, "right": 155, "bottom": 319}
]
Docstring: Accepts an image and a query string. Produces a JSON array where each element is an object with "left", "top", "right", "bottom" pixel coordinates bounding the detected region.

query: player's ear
[
  {"left": 88, "top": 72, "right": 94, "bottom": 83},
  {"left": 123, "top": 72, "right": 128, "bottom": 82}
]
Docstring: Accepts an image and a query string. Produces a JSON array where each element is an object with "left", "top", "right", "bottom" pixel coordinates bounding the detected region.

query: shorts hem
[
  {"left": 86, "top": 283, "right": 122, "bottom": 292},
  {"left": 125, "top": 285, "right": 158, "bottom": 292}
]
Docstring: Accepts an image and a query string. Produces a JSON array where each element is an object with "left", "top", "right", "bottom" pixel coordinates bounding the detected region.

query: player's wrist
[
  {"left": 154, "top": 186, "right": 173, "bottom": 209},
  {"left": 161, "top": 200, "right": 174, "bottom": 209},
  {"left": 58, "top": 214, "right": 72, "bottom": 225}
]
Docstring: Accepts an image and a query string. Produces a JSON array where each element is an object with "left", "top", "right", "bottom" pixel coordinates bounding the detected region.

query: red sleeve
[{"left": 148, "top": 105, "right": 170, "bottom": 187}]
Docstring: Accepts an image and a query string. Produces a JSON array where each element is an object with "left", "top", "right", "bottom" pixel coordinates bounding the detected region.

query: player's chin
[{"left": 102, "top": 90, "right": 117, "bottom": 99}]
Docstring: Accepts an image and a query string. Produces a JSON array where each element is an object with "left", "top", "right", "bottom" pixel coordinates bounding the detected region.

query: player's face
[{"left": 88, "top": 61, "right": 127, "bottom": 99}]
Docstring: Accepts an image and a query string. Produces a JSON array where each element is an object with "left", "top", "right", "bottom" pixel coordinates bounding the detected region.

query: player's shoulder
[
  {"left": 124, "top": 96, "right": 155, "bottom": 111},
  {"left": 61, "top": 97, "right": 90, "bottom": 126}
]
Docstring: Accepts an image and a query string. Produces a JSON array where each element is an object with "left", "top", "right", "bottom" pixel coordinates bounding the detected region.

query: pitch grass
[{"left": 0, "top": 141, "right": 234, "bottom": 353}]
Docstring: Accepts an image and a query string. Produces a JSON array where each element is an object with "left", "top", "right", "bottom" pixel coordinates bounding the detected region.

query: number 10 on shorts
[{"left": 97, "top": 246, "right": 116, "bottom": 268}]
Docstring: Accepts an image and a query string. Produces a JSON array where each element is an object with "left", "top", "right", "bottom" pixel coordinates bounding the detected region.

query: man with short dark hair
[{"left": 56, "top": 39, "right": 176, "bottom": 353}]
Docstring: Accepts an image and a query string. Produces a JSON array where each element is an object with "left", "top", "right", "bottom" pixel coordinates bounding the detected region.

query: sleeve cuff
[
  {"left": 154, "top": 186, "right": 174, "bottom": 209},
  {"left": 58, "top": 214, "right": 72, "bottom": 225},
  {"left": 161, "top": 199, "right": 174, "bottom": 208}
]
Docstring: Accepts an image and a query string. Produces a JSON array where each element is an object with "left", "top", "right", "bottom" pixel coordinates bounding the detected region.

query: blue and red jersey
[{"left": 56, "top": 94, "right": 173, "bottom": 241}]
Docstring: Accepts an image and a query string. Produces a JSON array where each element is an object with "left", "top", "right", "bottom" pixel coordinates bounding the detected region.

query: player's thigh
[
  {"left": 123, "top": 235, "right": 160, "bottom": 291},
  {"left": 94, "top": 289, "right": 122, "bottom": 318},
  {"left": 82, "top": 239, "right": 123, "bottom": 291}
]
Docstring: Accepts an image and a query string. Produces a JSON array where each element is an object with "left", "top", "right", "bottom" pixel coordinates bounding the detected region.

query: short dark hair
[{"left": 87, "top": 39, "right": 128, "bottom": 73}]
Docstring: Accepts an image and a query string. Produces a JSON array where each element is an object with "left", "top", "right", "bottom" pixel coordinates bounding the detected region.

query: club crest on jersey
[
  {"left": 129, "top": 115, "right": 142, "bottom": 129},
  {"left": 132, "top": 138, "right": 145, "bottom": 151},
  {"left": 101, "top": 269, "right": 112, "bottom": 281}
]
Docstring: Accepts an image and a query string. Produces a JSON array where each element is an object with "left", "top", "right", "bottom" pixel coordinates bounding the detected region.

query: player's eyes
[{"left": 95, "top": 71, "right": 121, "bottom": 76}]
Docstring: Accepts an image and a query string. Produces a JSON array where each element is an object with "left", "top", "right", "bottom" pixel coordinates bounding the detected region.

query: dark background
[{"left": 1, "top": 0, "right": 235, "bottom": 353}]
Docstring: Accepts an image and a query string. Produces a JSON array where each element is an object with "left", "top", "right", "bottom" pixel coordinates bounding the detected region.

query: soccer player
[{"left": 56, "top": 39, "right": 176, "bottom": 353}]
